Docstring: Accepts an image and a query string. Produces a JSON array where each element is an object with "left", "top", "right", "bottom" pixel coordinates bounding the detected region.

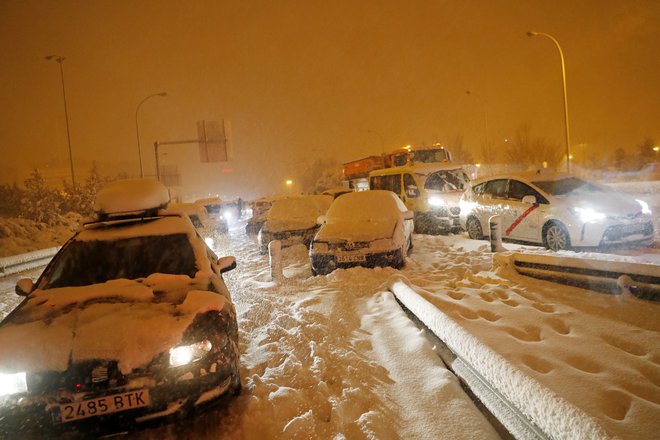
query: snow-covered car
[
  {"left": 170, "top": 202, "right": 229, "bottom": 235},
  {"left": 194, "top": 197, "right": 230, "bottom": 230},
  {"left": 459, "top": 172, "right": 655, "bottom": 251},
  {"left": 310, "top": 190, "right": 414, "bottom": 275},
  {"left": 257, "top": 195, "right": 332, "bottom": 253},
  {"left": 321, "top": 188, "right": 354, "bottom": 199},
  {"left": 245, "top": 196, "right": 277, "bottom": 235},
  {"left": 0, "top": 179, "right": 241, "bottom": 435}
]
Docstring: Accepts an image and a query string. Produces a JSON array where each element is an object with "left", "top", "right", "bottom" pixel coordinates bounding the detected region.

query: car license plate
[
  {"left": 52, "top": 390, "right": 150, "bottom": 424},
  {"left": 337, "top": 254, "right": 366, "bottom": 263}
]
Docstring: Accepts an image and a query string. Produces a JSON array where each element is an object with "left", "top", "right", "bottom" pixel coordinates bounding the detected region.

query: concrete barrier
[{"left": 0, "top": 247, "right": 58, "bottom": 277}]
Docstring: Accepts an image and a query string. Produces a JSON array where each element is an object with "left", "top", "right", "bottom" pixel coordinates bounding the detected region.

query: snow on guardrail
[
  {"left": 496, "top": 252, "right": 660, "bottom": 301},
  {"left": 388, "top": 278, "right": 612, "bottom": 440},
  {"left": 0, "top": 247, "right": 58, "bottom": 277}
]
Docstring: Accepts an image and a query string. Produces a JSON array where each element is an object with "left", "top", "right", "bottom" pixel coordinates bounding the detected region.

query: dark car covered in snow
[
  {"left": 0, "top": 179, "right": 241, "bottom": 435},
  {"left": 257, "top": 195, "right": 332, "bottom": 253}
]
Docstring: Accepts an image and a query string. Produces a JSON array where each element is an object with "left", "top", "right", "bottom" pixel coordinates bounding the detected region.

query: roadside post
[
  {"left": 269, "top": 240, "right": 283, "bottom": 283},
  {"left": 489, "top": 215, "right": 505, "bottom": 252}
]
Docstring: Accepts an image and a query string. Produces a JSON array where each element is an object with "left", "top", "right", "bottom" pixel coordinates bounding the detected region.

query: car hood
[
  {"left": 0, "top": 275, "right": 230, "bottom": 375},
  {"left": 558, "top": 191, "right": 644, "bottom": 217},
  {"left": 315, "top": 219, "right": 396, "bottom": 242}
]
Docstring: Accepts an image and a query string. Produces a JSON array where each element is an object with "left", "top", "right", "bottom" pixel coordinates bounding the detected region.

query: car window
[
  {"left": 472, "top": 182, "right": 487, "bottom": 196},
  {"left": 371, "top": 174, "right": 402, "bottom": 194},
  {"left": 42, "top": 234, "right": 198, "bottom": 289},
  {"left": 188, "top": 214, "right": 204, "bottom": 228},
  {"left": 403, "top": 173, "right": 418, "bottom": 197},
  {"left": 507, "top": 180, "right": 548, "bottom": 204},
  {"left": 483, "top": 179, "right": 508, "bottom": 198},
  {"left": 532, "top": 177, "right": 606, "bottom": 196}
]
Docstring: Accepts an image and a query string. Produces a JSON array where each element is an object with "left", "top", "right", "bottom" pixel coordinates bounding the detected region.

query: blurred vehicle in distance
[
  {"left": 310, "top": 190, "right": 414, "bottom": 275},
  {"left": 258, "top": 195, "right": 332, "bottom": 253},
  {"left": 169, "top": 202, "right": 228, "bottom": 235},
  {"left": 369, "top": 163, "right": 470, "bottom": 234},
  {"left": 459, "top": 172, "right": 655, "bottom": 251}
]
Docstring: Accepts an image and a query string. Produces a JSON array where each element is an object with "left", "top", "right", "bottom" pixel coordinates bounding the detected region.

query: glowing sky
[{"left": 1, "top": 0, "right": 658, "bottom": 199}]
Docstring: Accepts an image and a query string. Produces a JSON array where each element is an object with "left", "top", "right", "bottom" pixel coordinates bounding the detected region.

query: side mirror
[
  {"left": 403, "top": 210, "right": 415, "bottom": 220},
  {"left": 217, "top": 256, "right": 237, "bottom": 274},
  {"left": 316, "top": 215, "right": 326, "bottom": 225},
  {"left": 16, "top": 278, "right": 35, "bottom": 296},
  {"left": 522, "top": 195, "right": 537, "bottom": 205}
]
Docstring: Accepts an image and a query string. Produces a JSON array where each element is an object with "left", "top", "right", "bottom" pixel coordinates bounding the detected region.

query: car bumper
[
  {"left": 569, "top": 219, "right": 654, "bottom": 247},
  {"left": 0, "top": 362, "right": 239, "bottom": 435},
  {"left": 310, "top": 249, "right": 401, "bottom": 274},
  {"left": 259, "top": 228, "right": 316, "bottom": 252},
  {"left": 415, "top": 210, "right": 461, "bottom": 233}
]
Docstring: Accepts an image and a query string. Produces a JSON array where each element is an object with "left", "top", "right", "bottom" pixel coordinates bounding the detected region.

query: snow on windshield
[{"left": 424, "top": 169, "right": 470, "bottom": 192}]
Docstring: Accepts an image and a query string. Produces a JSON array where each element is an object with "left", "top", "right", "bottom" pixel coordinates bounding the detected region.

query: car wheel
[
  {"left": 466, "top": 217, "right": 484, "bottom": 240},
  {"left": 543, "top": 221, "right": 571, "bottom": 251}
]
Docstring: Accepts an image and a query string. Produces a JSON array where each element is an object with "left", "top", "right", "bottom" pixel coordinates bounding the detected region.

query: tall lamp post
[
  {"left": 135, "top": 92, "right": 167, "bottom": 177},
  {"left": 45, "top": 55, "right": 75, "bottom": 186},
  {"left": 527, "top": 31, "right": 572, "bottom": 173}
]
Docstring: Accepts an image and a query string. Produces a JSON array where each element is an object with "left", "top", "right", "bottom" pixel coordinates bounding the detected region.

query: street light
[
  {"left": 136, "top": 92, "right": 167, "bottom": 177},
  {"left": 45, "top": 55, "right": 75, "bottom": 186},
  {"left": 527, "top": 31, "right": 572, "bottom": 173}
]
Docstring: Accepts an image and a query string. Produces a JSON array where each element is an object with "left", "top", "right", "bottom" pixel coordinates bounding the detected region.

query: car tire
[
  {"left": 466, "top": 217, "right": 484, "bottom": 240},
  {"left": 543, "top": 221, "right": 571, "bottom": 251}
]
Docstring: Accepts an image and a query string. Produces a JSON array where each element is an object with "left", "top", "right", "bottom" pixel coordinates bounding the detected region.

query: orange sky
[{"left": 1, "top": 0, "right": 658, "bottom": 199}]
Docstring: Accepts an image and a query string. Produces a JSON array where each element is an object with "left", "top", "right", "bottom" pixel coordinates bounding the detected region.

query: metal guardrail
[
  {"left": 0, "top": 247, "right": 58, "bottom": 277},
  {"left": 505, "top": 252, "right": 660, "bottom": 301}
]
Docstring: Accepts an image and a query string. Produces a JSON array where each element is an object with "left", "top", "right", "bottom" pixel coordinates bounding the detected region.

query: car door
[
  {"left": 401, "top": 173, "right": 419, "bottom": 212},
  {"left": 479, "top": 179, "right": 509, "bottom": 229},
  {"left": 502, "top": 179, "right": 547, "bottom": 242}
]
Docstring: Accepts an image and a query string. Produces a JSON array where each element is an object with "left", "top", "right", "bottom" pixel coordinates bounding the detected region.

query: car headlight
[
  {"left": 570, "top": 207, "right": 605, "bottom": 223},
  {"left": 0, "top": 372, "right": 28, "bottom": 397},
  {"left": 428, "top": 196, "right": 446, "bottom": 207},
  {"left": 636, "top": 199, "right": 652, "bottom": 215},
  {"left": 169, "top": 340, "right": 213, "bottom": 367}
]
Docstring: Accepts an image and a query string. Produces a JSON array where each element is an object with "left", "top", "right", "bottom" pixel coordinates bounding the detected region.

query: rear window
[{"left": 42, "top": 234, "right": 198, "bottom": 289}]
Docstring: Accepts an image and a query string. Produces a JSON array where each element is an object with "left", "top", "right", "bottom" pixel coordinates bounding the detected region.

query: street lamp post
[
  {"left": 135, "top": 92, "right": 167, "bottom": 177},
  {"left": 45, "top": 55, "right": 75, "bottom": 186},
  {"left": 527, "top": 31, "right": 572, "bottom": 173}
]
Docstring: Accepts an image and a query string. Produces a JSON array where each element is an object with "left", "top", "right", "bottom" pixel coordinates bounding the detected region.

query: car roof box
[{"left": 93, "top": 178, "right": 170, "bottom": 220}]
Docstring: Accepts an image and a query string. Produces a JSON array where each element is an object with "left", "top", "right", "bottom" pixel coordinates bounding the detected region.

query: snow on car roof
[
  {"left": 471, "top": 170, "right": 573, "bottom": 185},
  {"left": 94, "top": 178, "right": 169, "bottom": 215},
  {"left": 268, "top": 195, "right": 332, "bottom": 220},
  {"left": 369, "top": 163, "right": 466, "bottom": 177},
  {"left": 168, "top": 202, "right": 207, "bottom": 217},
  {"left": 326, "top": 190, "right": 406, "bottom": 222}
]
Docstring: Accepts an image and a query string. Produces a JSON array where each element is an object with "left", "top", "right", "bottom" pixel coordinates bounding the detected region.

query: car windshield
[
  {"left": 532, "top": 177, "right": 607, "bottom": 196},
  {"left": 326, "top": 193, "right": 399, "bottom": 222},
  {"left": 424, "top": 169, "right": 470, "bottom": 192},
  {"left": 42, "top": 234, "right": 198, "bottom": 289},
  {"left": 411, "top": 148, "right": 450, "bottom": 163}
]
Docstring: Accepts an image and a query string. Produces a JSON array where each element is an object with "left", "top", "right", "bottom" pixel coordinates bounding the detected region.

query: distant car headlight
[
  {"left": 223, "top": 211, "right": 235, "bottom": 223},
  {"left": 0, "top": 372, "right": 28, "bottom": 397},
  {"left": 636, "top": 199, "right": 652, "bottom": 215},
  {"left": 570, "top": 207, "right": 605, "bottom": 223},
  {"left": 169, "top": 340, "right": 213, "bottom": 367},
  {"left": 428, "top": 196, "right": 446, "bottom": 207}
]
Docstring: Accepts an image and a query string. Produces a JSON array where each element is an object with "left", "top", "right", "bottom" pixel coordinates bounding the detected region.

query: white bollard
[
  {"left": 268, "top": 240, "right": 284, "bottom": 283},
  {"left": 489, "top": 215, "right": 506, "bottom": 252}
]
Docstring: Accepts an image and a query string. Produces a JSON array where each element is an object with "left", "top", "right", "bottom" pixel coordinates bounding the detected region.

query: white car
[
  {"left": 459, "top": 172, "right": 654, "bottom": 251},
  {"left": 258, "top": 195, "right": 333, "bottom": 253},
  {"left": 170, "top": 202, "right": 228, "bottom": 235},
  {"left": 0, "top": 179, "right": 240, "bottom": 435},
  {"left": 310, "top": 190, "right": 414, "bottom": 275}
]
